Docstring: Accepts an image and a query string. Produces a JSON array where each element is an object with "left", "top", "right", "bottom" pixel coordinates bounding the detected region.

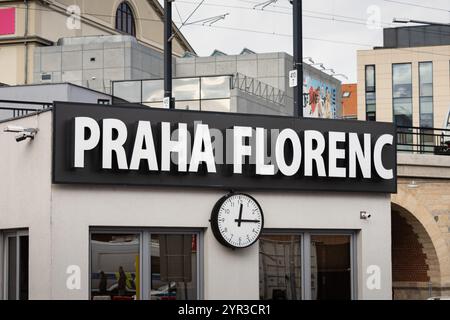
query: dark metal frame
[
  {"left": 392, "top": 63, "right": 413, "bottom": 127},
  {"left": 365, "top": 65, "right": 376, "bottom": 121},
  {"left": 397, "top": 125, "right": 450, "bottom": 155},
  {"left": 418, "top": 61, "right": 434, "bottom": 128}
]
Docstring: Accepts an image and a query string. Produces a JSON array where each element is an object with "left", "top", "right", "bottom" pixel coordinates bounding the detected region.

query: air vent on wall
[{"left": 41, "top": 73, "right": 52, "bottom": 82}]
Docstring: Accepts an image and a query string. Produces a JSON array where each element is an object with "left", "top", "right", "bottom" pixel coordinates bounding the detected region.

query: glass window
[
  {"left": 365, "top": 65, "right": 375, "bottom": 92},
  {"left": 142, "top": 80, "right": 164, "bottom": 103},
  {"left": 365, "top": 65, "right": 376, "bottom": 121},
  {"left": 201, "top": 76, "right": 231, "bottom": 100},
  {"left": 90, "top": 231, "right": 200, "bottom": 300},
  {"left": 173, "top": 78, "right": 200, "bottom": 101},
  {"left": 116, "top": 2, "right": 136, "bottom": 36},
  {"left": 175, "top": 101, "right": 200, "bottom": 111},
  {"left": 259, "top": 235, "right": 302, "bottom": 300},
  {"left": 393, "top": 64, "right": 412, "bottom": 127},
  {"left": 342, "top": 92, "right": 351, "bottom": 98},
  {"left": 419, "top": 97, "right": 433, "bottom": 128},
  {"left": 259, "top": 232, "right": 355, "bottom": 300},
  {"left": 113, "top": 81, "right": 142, "bottom": 103},
  {"left": 310, "top": 235, "right": 351, "bottom": 300},
  {"left": 201, "top": 99, "right": 231, "bottom": 113},
  {"left": 150, "top": 234, "right": 198, "bottom": 300},
  {"left": 419, "top": 62, "right": 433, "bottom": 128},
  {"left": 3, "top": 232, "right": 28, "bottom": 300},
  {"left": 393, "top": 97, "right": 413, "bottom": 127},
  {"left": 392, "top": 63, "right": 412, "bottom": 98},
  {"left": 90, "top": 233, "right": 140, "bottom": 300},
  {"left": 7, "top": 236, "right": 17, "bottom": 300},
  {"left": 143, "top": 102, "right": 164, "bottom": 109}
]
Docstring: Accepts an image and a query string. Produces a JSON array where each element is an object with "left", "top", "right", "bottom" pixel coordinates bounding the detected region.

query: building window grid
[
  {"left": 116, "top": 2, "right": 136, "bottom": 36},
  {"left": 112, "top": 76, "right": 233, "bottom": 113},
  {"left": 365, "top": 65, "right": 376, "bottom": 121}
]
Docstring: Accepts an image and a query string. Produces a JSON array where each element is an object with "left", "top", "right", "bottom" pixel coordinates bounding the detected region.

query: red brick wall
[{"left": 391, "top": 212, "right": 430, "bottom": 282}]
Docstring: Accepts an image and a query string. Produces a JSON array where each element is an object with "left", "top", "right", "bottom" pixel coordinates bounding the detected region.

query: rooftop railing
[
  {"left": 0, "top": 100, "right": 52, "bottom": 121},
  {"left": 232, "top": 73, "right": 287, "bottom": 106}
]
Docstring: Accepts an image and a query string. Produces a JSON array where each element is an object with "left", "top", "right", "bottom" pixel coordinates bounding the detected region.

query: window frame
[
  {"left": 89, "top": 228, "right": 204, "bottom": 300},
  {"left": 418, "top": 61, "right": 434, "bottom": 128},
  {"left": 1, "top": 229, "right": 29, "bottom": 301},
  {"left": 260, "top": 229, "right": 357, "bottom": 300},
  {"left": 365, "top": 65, "right": 376, "bottom": 121},
  {"left": 115, "top": 2, "right": 136, "bottom": 36},
  {"left": 392, "top": 63, "right": 413, "bottom": 127}
]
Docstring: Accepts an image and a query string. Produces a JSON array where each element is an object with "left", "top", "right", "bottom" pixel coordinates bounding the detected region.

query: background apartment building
[{"left": 357, "top": 25, "right": 450, "bottom": 129}]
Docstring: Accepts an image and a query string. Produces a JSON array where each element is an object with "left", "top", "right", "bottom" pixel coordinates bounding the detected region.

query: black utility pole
[
  {"left": 292, "top": 0, "right": 303, "bottom": 118},
  {"left": 164, "top": 0, "right": 174, "bottom": 109}
]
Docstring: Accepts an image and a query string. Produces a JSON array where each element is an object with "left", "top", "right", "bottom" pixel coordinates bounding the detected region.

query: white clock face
[{"left": 214, "top": 194, "right": 263, "bottom": 248}]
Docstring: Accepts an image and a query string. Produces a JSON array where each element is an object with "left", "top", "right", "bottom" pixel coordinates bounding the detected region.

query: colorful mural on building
[{"left": 303, "top": 76, "right": 337, "bottom": 119}]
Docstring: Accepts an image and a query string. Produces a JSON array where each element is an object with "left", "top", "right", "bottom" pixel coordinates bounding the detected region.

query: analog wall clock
[{"left": 210, "top": 193, "right": 264, "bottom": 249}]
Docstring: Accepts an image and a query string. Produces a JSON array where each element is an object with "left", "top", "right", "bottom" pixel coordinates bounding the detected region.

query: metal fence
[
  {"left": 0, "top": 100, "right": 52, "bottom": 121},
  {"left": 397, "top": 126, "right": 450, "bottom": 155}
]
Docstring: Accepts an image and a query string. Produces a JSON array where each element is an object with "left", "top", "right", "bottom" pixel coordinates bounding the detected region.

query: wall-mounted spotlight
[
  {"left": 407, "top": 180, "right": 419, "bottom": 189},
  {"left": 4, "top": 126, "right": 39, "bottom": 142}
]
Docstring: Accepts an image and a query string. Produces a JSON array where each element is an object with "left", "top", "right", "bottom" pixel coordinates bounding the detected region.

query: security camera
[
  {"left": 4, "top": 126, "right": 38, "bottom": 142},
  {"left": 15, "top": 132, "right": 35, "bottom": 142},
  {"left": 360, "top": 211, "right": 372, "bottom": 220},
  {"left": 4, "top": 125, "right": 26, "bottom": 133}
]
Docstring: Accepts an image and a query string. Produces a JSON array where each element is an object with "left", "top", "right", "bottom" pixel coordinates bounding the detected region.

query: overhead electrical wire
[
  {"left": 383, "top": 0, "right": 450, "bottom": 13},
  {"left": 6, "top": 3, "right": 450, "bottom": 58}
]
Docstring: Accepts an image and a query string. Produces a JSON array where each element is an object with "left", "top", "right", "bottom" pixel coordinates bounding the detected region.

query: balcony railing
[
  {"left": 0, "top": 100, "right": 52, "bottom": 121},
  {"left": 397, "top": 126, "right": 450, "bottom": 155}
]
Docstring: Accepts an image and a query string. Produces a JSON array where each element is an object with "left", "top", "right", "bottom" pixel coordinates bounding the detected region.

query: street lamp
[{"left": 392, "top": 18, "right": 450, "bottom": 27}]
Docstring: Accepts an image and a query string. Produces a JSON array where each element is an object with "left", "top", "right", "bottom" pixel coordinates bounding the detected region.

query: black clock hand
[
  {"left": 237, "top": 203, "right": 243, "bottom": 227},
  {"left": 234, "top": 219, "right": 261, "bottom": 223}
]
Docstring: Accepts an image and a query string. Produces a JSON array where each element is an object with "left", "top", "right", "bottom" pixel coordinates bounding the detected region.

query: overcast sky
[{"left": 162, "top": 0, "right": 450, "bottom": 83}]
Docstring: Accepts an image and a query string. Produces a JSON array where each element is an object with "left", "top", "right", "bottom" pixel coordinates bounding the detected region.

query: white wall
[
  {"left": 0, "top": 111, "right": 53, "bottom": 299},
  {"left": 49, "top": 187, "right": 392, "bottom": 300},
  {"left": 0, "top": 111, "right": 392, "bottom": 300}
]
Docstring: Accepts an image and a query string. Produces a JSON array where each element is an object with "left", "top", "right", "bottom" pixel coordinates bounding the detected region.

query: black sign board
[{"left": 53, "top": 102, "right": 397, "bottom": 193}]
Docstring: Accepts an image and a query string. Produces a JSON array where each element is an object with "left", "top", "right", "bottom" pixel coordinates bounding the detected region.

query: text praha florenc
[{"left": 73, "top": 117, "right": 394, "bottom": 180}]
